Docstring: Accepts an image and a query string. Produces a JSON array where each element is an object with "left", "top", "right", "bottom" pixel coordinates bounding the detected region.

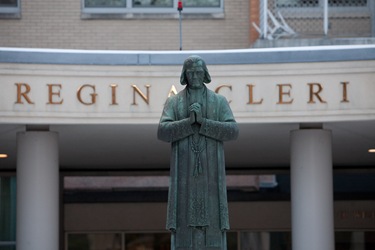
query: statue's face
[{"left": 186, "top": 62, "right": 205, "bottom": 89}]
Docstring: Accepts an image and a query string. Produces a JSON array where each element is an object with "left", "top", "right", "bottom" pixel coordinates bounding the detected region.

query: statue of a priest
[{"left": 158, "top": 55, "right": 239, "bottom": 249}]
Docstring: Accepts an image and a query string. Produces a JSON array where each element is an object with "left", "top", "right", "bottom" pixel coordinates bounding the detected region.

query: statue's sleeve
[
  {"left": 158, "top": 96, "right": 194, "bottom": 143},
  {"left": 199, "top": 96, "right": 239, "bottom": 142}
]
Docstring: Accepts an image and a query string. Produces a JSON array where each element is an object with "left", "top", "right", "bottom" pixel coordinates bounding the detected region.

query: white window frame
[
  {"left": 0, "top": 0, "right": 20, "bottom": 15},
  {"left": 81, "top": 0, "right": 224, "bottom": 15}
]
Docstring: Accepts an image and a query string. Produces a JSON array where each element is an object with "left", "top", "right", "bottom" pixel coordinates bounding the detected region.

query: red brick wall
[{"left": 249, "top": 0, "right": 260, "bottom": 45}]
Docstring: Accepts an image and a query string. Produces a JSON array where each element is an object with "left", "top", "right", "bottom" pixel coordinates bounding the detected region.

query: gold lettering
[
  {"left": 77, "top": 84, "right": 97, "bottom": 105},
  {"left": 277, "top": 84, "right": 294, "bottom": 104},
  {"left": 363, "top": 211, "right": 374, "bottom": 219},
  {"left": 354, "top": 211, "right": 364, "bottom": 219},
  {"left": 132, "top": 84, "right": 150, "bottom": 105},
  {"left": 168, "top": 85, "right": 178, "bottom": 98},
  {"left": 339, "top": 210, "right": 375, "bottom": 220},
  {"left": 341, "top": 81, "right": 349, "bottom": 103},
  {"left": 215, "top": 85, "right": 232, "bottom": 103},
  {"left": 110, "top": 84, "right": 118, "bottom": 105},
  {"left": 247, "top": 84, "right": 263, "bottom": 104},
  {"left": 15, "top": 83, "right": 34, "bottom": 104},
  {"left": 47, "top": 84, "right": 63, "bottom": 105},
  {"left": 308, "top": 83, "right": 326, "bottom": 104},
  {"left": 339, "top": 211, "right": 349, "bottom": 220}
]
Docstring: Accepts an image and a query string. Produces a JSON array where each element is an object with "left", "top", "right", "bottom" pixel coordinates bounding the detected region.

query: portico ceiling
[{"left": 0, "top": 121, "right": 374, "bottom": 171}]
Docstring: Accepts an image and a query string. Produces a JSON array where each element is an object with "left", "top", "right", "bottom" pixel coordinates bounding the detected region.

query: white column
[
  {"left": 17, "top": 131, "right": 59, "bottom": 250},
  {"left": 290, "top": 129, "right": 334, "bottom": 250}
]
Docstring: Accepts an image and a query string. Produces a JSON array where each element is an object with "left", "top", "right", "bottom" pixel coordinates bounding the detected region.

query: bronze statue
[{"left": 158, "top": 55, "right": 239, "bottom": 249}]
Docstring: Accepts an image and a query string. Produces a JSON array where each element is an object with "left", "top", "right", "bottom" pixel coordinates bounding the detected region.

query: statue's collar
[{"left": 186, "top": 85, "right": 207, "bottom": 97}]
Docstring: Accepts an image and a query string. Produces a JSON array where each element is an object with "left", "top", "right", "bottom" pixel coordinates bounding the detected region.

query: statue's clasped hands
[{"left": 189, "top": 103, "right": 203, "bottom": 124}]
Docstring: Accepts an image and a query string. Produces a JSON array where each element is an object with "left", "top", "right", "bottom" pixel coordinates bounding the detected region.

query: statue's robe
[{"left": 158, "top": 86, "right": 239, "bottom": 249}]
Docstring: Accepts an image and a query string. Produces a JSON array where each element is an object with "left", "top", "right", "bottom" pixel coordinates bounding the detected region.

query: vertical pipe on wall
[
  {"left": 260, "top": 0, "right": 268, "bottom": 39},
  {"left": 323, "top": 0, "right": 329, "bottom": 36}
]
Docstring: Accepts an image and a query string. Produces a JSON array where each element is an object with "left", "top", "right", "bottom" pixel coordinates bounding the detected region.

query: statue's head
[{"left": 180, "top": 55, "right": 211, "bottom": 89}]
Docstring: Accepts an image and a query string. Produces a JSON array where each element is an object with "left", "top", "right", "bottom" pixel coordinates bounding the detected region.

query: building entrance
[{"left": 62, "top": 173, "right": 375, "bottom": 250}]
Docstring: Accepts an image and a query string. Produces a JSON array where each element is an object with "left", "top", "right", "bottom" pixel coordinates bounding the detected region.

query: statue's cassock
[{"left": 158, "top": 85, "right": 239, "bottom": 249}]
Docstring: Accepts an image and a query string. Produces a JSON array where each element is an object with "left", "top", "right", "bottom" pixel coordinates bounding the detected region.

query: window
[
  {"left": 335, "top": 231, "right": 375, "bottom": 250},
  {"left": 66, "top": 231, "right": 238, "bottom": 250},
  {"left": 66, "top": 231, "right": 375, "bottom": 250},
  {"left": 82, "top": 0, "right": 223, "bottom": 15},
  {"left": 277, "top": 0, "right": 319, "bottom": 8},
  {"left": 0, "top": 176, "right": 16, "bottom": 250},
  {"left": 0, "top": 0, "right": 17, "bottom": 8},
  {"left": 185, "top": 0, "right": 221, "bottom": 8},
  {"left": 67, "top": 232, "right": 171, "bottom": 250},
  {"left": 68, "top": 233, "right": 122, "bottom": 250},
  {"left": 0, "top": 0, "right": 20, "bottom": 18}
]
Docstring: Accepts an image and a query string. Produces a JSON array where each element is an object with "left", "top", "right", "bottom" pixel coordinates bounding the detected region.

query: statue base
[{"left": 171, "top": 227, "right": 227, "bottom": 250}]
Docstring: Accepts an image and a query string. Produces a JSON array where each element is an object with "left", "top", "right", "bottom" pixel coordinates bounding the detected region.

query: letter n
[{"left": 132, "top": 85, "right": 151, "bottom": 105}]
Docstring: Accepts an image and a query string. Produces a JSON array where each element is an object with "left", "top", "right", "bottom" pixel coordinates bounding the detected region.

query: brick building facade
[
  {"left": 0, "top": 0, "right": 255, "bottom": 50},
  {"left": 1, "top": 1, "right": 374, "bottom": 50}
]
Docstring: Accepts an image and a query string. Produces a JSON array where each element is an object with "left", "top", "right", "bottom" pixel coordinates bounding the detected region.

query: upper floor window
[
  {"left": 0, "top": 0, "right": 20, "bottom": 18},
  {"left": 0, "top": 0, "right": 17, "bottom": 7},
  {"left": 82, "top": 0, "right": 223, "bottom": 15}
]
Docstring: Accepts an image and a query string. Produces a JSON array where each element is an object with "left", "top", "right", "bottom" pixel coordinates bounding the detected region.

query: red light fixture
[{"left": 177, "top": 0, "right": 183, "bottom": 11}]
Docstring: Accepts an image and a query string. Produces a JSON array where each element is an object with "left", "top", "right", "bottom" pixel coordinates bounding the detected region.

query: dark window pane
[
  {"left": 0, "top": 246, "right": 16, "bottom": 250},
  {"left": 125, "top": 233, "right": 170, "bottom": 250},
  {"left": 240, "top": 232, "right": 292, "bottom": 250},
  {"left": 335, "top": 231, "right": 375, "bottom": 250},
  {"left": 227, "top": 232, "right": 238, "bottom": 250},
  {"left": 184, "top": 0, "right": 221, "bottom": 8},
  {"left": 68, "top": 233, "right": 122, "bottom": 250},
  {"left": 329, "top": 0, "right": 367, "bottom": 7},
  {"left": 277, "top": 0, "right": 319, "bottom": 7},
  {"left": 85, "top": 0, "right": 126, "bottom": 8},
  {"left": 0, "top": 177, "right": 16, "bottom": 243},
  {"left": 133, "top": 0, "right": 173, "bottom": 8},
  {"left": 0, "top": 0, "right": 17, "bottom": 7}
]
